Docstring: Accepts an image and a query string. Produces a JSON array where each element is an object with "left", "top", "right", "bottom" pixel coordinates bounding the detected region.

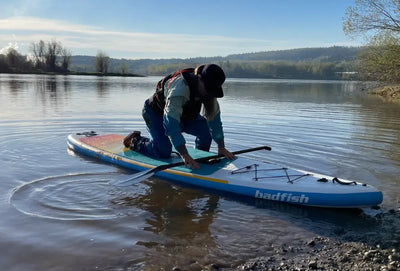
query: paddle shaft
[
  {"left": 113, "top": 145, "right": 271, "bottom": 186},
  {"left": 139, "top": 145, "right": 271, "bottom": 177}
]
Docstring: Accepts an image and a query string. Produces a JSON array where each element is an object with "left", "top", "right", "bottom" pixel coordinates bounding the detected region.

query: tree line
[
  {"left": 0, "top": 39, "right": 112, "bottom": 75},
  {"left": 0, "top": 40, "right": 71, "bottom": 73},
  {"left": 0, "top": 37, "right": 361, "bottom": 80},
  {"left": 66, "top": 46, "right": 360, "bottom": 80},
  {"left": 144, "top": 60, "right": 355, "bottom": 80},
  {"left": 0, "top": 41, "right": 364, "bottom": 81}
]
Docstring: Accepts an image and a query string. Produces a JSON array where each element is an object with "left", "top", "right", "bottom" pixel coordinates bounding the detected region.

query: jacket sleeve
[
  {"left": 203, "top": 99, "right": 225, "bottom": 148},
  {"left": 163, "top": 96, "right": 186, "bottom": 151},
  {"left": 163, "top": 76, "right": 191, "bottom": 154}
]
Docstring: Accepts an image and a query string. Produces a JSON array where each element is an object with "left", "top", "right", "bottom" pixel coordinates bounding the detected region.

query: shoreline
[
  {"left": 0, "top": 71, "right": 145, "bottom": 77},
  {"left": 369, "top": 85, "right": 400, "bottom": 103},
  {"left": 236, "top": 209, "right": 400, "bottom": 271}
]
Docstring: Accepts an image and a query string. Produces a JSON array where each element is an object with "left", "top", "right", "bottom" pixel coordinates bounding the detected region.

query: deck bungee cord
[
  {"left": 231, "top": 164, "right": 311, "bottom": 183},
  {"left": 231, "top": 163, "right": 362, "bottom": 186}
]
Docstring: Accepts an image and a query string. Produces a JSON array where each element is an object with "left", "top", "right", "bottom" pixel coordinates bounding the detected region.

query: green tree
[
  {"left": 358, "top": 33, "right": 400, "bottom": 82},
  {"left": 343, "top": 0, "right": 400, "bottom": 83}
]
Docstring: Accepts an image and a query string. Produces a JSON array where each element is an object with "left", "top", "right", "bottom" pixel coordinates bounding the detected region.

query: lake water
[{"left": 1, "top": 74, "right": 399, "bottom": 270}]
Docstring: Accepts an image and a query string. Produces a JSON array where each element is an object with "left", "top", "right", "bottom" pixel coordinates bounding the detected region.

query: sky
[{"left": 0, "top": 0, "right": 362, "bottom": 59}]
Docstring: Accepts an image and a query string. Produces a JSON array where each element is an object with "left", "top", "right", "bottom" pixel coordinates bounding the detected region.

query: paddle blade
[{"left": 110, "top": 170, "right": 154, "bottom": 186}]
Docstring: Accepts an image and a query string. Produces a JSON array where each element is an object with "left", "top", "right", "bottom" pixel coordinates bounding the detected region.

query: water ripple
[{"left": 10, "top": 172, "right": 146, "bottom": 220}]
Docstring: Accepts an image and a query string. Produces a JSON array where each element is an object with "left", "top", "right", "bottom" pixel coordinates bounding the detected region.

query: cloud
[
  {"left": 0, "top": 16, "right": 359, "bottom": 58},
  {"left": 0, "top": 42, "right": 19, "bottom": 54},
  {"left": 0, "top": 16, "right": 285, "bottom": 58},
  {"left": 0, "top": 17, "right": 103, "bottom": 34}
]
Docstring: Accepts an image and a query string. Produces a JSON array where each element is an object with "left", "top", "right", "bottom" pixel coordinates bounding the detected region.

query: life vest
[{"left": 149, "top": 68, "right": 202, "bottom": 121}]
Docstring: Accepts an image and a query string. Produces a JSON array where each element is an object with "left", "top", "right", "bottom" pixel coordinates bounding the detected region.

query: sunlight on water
[{"left": 1, "top": 74, "right": 400, "bottom": 270}]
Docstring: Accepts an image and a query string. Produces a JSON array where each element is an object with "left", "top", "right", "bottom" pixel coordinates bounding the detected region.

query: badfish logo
[{"left": 255, "top": 190, "right": 309, "bottom": 204}]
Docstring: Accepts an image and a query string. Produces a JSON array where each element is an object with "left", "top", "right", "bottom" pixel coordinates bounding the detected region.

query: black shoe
[{"left": 123, "top": 131, "right": 141, "bottom": 148}]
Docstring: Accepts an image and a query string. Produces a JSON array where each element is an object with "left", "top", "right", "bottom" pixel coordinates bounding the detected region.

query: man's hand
[
  {"left": 181, "top": 153, "right": 200, "bottom": 169},
  {"left": 218, "top": 147, "right": 236, "bottom": 160}
]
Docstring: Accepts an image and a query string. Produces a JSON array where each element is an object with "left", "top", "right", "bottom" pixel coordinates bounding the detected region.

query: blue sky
[{"left": 0, "top": 0, "right": 361, "bottom": 59}]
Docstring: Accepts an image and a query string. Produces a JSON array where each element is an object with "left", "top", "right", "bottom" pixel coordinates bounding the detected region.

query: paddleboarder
[{"left": 123, "top": 64, "right": 235, "bottom": 169}]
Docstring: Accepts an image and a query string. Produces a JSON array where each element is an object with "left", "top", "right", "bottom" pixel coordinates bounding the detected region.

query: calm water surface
[{"left": 1, "top": 74, "right": 399, "bottom": 270}]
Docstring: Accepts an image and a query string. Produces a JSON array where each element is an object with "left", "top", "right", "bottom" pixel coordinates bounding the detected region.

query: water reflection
[
  {"left": 96, "top": 77, "right": 110, "bottom": 97},
  {"left": 113, "top": 179, "right": 219, "bottom": 269},
  {"left": 6, "top": 75, "right": 27, "bottom": 94},
  {"left": 224, "top": 79, "right": 362, "bottom": 104},
  {"left": 33, "top": 75, "right": 73, "bottom": 94},
  {"left": 33, "top": 76, "right": 66, "bottom": 108},
  {"left": 118, "top": 180, "right": 219, "bottom": 238}
]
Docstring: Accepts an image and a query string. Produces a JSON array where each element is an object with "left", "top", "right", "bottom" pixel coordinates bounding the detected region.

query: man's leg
[
  {"left": 136, "top": 100, "right": 172, "bottom": 158},
  {"left": 182, "top": 115, "right": 212, "bottom": 152}
]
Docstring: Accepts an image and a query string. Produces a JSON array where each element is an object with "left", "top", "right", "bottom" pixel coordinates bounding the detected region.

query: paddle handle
[{"left": 230, "top": 145, "right": 271, "bottom": 155}]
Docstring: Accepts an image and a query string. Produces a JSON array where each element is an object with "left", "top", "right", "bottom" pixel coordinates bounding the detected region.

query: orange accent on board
[{"left": 80, "top": 134, "right": 125, "bottom": 153}]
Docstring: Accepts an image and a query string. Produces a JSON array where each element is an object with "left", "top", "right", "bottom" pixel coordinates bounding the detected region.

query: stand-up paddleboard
[{"left": 67, "top": 132, "right": 383, "bottom": 208}]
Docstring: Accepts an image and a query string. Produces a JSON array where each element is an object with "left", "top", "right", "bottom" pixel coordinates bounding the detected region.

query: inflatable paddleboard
[{"left": 67, "top": 132, "right": 383, "bottom": 208}]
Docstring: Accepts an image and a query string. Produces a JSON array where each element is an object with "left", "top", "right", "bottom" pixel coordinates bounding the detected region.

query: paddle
[{"left": 111, "top": 145, "right": 271, "bottom": 186}]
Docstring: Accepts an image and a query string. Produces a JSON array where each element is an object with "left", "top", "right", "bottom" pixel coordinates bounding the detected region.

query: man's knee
[
  {"left": 196, "top": 132, "right": 212, "bottom": 151},
  {"left": 156, "top": 144, "right": 172, "bottom": 158}
]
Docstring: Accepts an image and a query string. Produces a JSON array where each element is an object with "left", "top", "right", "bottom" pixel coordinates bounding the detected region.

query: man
[{"left": 123, "top": 64, "right": 234, "bottom": 169}]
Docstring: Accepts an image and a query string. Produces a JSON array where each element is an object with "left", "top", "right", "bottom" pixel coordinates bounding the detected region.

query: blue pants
[{"left": 135, "top": 100, "right": 212, "bottom": 158}]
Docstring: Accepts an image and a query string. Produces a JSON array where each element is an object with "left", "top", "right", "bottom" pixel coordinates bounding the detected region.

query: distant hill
[
  {"left": 225, "top": 46, "right": 361, "bottom": 62},
  {"left": 69, "top": 46, "right": 362, "bottom": 80}
]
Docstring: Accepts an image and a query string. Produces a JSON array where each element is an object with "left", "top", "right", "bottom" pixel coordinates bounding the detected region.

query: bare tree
[
  {"left": 61, "top": 48, "right": 72, "bottom": 72},
  {"left": 31, "top": 40, "right": 46, "bottom": 69},
  {"left": 119, "top": 62, "right": 128, "bottom": 74},
  {"left": 94, "top": 51, "right": 109, "bottom": 74},
  {"left": 343, "top": 0, "right": 400, "bottom": 37},
  {"left": 45, "top": 39, "right": 62, "bottom": 72}
]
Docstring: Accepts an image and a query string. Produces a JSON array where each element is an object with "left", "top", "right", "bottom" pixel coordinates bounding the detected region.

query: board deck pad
[{"left": 80, "top": 134, "right": 232, "bottom": 175}]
